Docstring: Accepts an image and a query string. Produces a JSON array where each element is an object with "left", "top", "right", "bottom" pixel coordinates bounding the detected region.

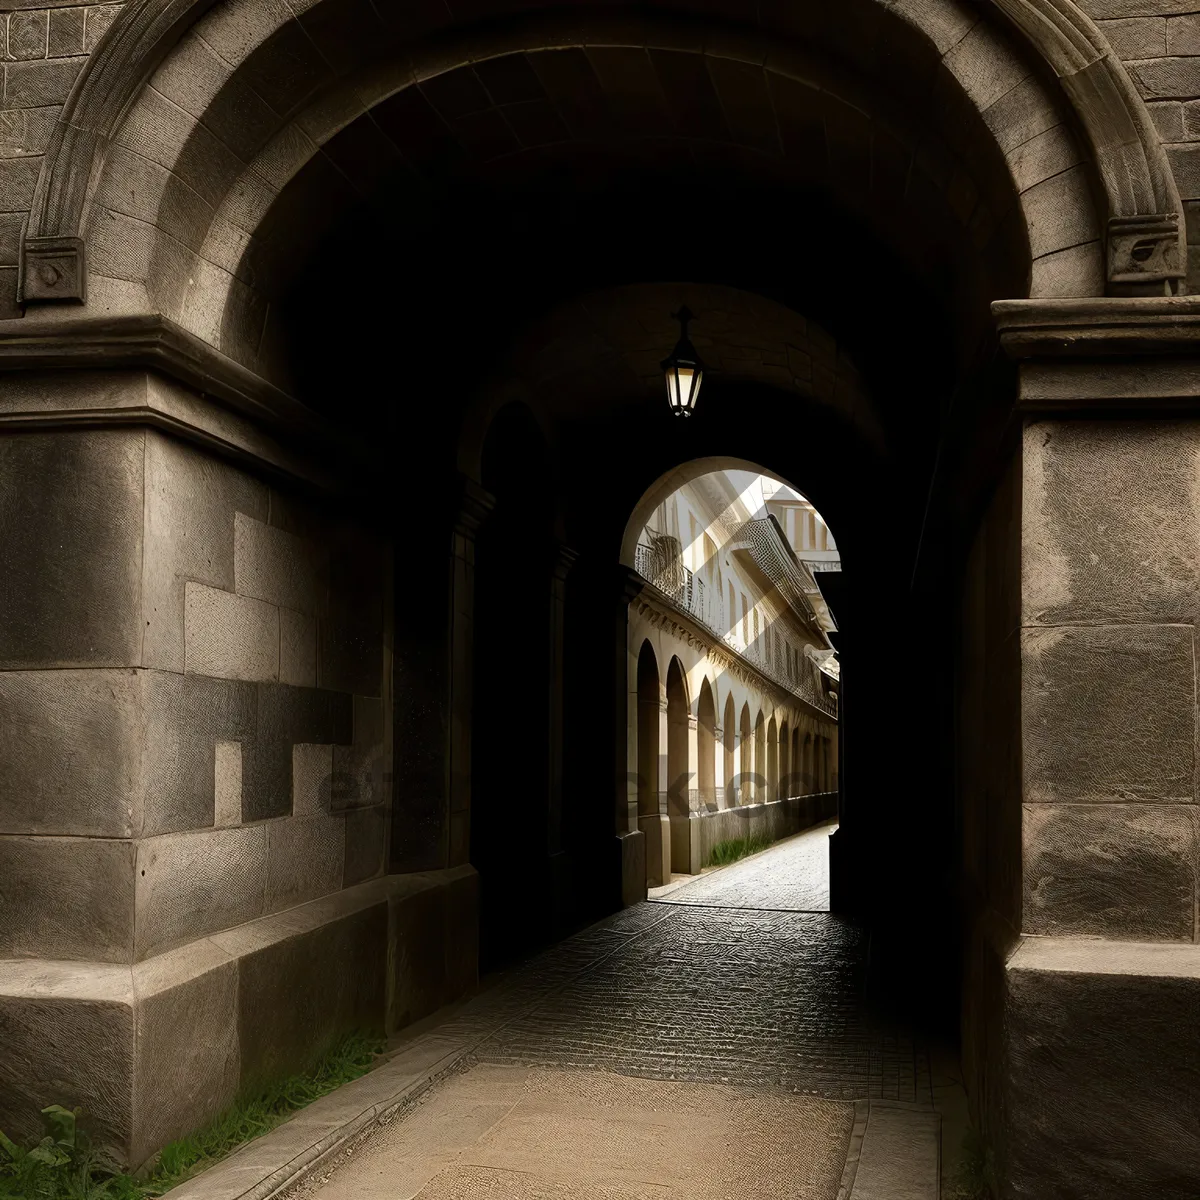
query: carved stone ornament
[
  {"left": 20, "top": 236, "right": 86, "bottom": 303},
  {"left": 1108, "top": 214, "right": 1185, "bottom": 288}
]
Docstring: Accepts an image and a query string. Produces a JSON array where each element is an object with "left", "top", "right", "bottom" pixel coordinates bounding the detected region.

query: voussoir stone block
[
  {"left": 1005, "top": 941, "right": 1200, "bottom": 1200},
  {"left": 185, "top": 582, "right": 279, "bottom": 682},
  {"left": 0, "top": 429, "right": 144, "bottom": 669},
  {"left": 0, "top": 836, "right": 135, "bottom": 962},
  {"left": 1023, "top": 421, "right": 1200, "bottom": 624},
  {"left": 135, "top": 827, "right": 267, "bottom": 959},
  {"left": 1023, "top": 803, "right": 1197, "bottom": 941},
  {"left": 0, "top": 669, "right": 142, "bottom": 837},
  {"left": 1022, "top": 624, "right": 1194, "bottom": 805}
]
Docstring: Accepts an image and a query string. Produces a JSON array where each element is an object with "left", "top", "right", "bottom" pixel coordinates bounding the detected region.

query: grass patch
[
  {"left": 704, "top": 833, "right": 774, "bottom": 868},
  {"left": 0, "top": 1030, "right": 386, "bottom": 1199}
]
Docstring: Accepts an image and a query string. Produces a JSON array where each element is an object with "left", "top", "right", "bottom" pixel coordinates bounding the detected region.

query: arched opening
[
  {"left": 738, "top": 704, "right": 753, "bottom": 808},
  {"left": 767, "top": 716, "right": 779, "bottom": 805},
  {"left": 666, "top": 658, "right": 692, "bottom": 874},
  {"left": 804, "top": 733, "right": 816, "bottom": 796},
  {"left": 636, "top": 640, "right": 666, "bottom": 888},
  {"left": 780, "top": 720, "right": 791, "bottom": 799},
  {"left": 753, "top": 713, "right": 767, "bottom": 807},
  {"left": 697, "top": 679, "right": 717, "bottom": 814}
]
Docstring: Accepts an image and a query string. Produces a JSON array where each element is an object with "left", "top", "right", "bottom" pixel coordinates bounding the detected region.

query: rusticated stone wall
[{"left": 0, "top": 380, "right": 392, "bottom": 967}]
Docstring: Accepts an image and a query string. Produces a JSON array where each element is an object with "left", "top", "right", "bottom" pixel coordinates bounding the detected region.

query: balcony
[{"left": 634, "top": 542, "right": 836, "bottom": 719}]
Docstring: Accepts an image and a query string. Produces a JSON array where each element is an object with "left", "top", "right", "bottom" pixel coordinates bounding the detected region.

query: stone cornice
[
  {"left": 0, "top": 312, "right": 370, "bottom": 485},
  {"left": 994, "top": 297, "right": 1200, "bottom": 358},
  {"left": 994, "top": 298, "right": 1200, "bottom": 411},
  {"left": 0, "top": 311, "right": 323, "bottom": 437},
  {"left": 632, "top": 592, "right": 836, "bottom": 724}
]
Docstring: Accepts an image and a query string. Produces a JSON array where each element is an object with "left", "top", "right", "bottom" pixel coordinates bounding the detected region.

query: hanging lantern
[{"left": 661, "top": 306, "right": 704, "bottom": 417}]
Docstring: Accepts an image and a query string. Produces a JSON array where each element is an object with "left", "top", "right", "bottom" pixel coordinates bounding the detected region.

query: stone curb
[
  {"left": 836, "top": 1099, "right": 871, "bottom": 1200},
  {"left": 165, "top": 1033, "right": 477, "bottom": 1200}
]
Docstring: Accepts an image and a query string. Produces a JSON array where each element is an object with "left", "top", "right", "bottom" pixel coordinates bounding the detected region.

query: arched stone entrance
[{"left": 0, "top": 0, "right": 1195, "bottom": 1193}]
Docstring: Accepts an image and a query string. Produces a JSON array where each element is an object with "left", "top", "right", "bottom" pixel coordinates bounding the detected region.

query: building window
[{"left": 742, "top": 594, "right": 750, "bottom": 644}]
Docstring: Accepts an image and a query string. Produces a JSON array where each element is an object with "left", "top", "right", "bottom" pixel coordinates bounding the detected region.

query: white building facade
[{"left": 628, "top": 471, "right": 840, "bottom": 886}]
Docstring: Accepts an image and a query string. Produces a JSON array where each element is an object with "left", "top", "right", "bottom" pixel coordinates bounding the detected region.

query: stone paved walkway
[
  {"left": 450, "top": 822, "right": 923, "bottom": 1102},
  {"left": 282, "top": 823, "right": 935, "bottom": 1200}
]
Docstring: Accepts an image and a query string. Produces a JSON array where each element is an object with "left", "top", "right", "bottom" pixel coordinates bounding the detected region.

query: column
[
  {"left": 444, "top": 477, "right": 495, "bottom": 868},
  {"left": 713, "top": 725, "right": 726, "bottom": 810},
  {"left": 545, "top": 542, "right": 577, "bottom": 907}
]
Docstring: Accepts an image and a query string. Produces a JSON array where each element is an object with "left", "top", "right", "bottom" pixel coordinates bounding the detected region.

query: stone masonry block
[
  {"left": 48, "top": 8, "right": 85, "bottom": 58},
  {"left": 1128, "top": 55, "right": 1200, "bottom": 101},
  {"left": 141, "top": 670, "right": 255, "bottom": 836},
  {"left": 214, "top": 742, "right": 242, "bottom": 827},
  {"left": 0, "top": 154, "right": 41, "bottom": 209},
  {"left": 0, "top": 836, "right": 135, "bottom": 961},
  {"left": 235, "top": 901, "right": 387, "bottom": 1088},
  {"left": 1167, "top": 14, "right": 1200, "bottom": 56},
  {"left": 1022, "top": 624, "right": 1193, "bottom": 805},
  {"left": 1023, "top": 421, "right": 1200, "bottom": 624},
  {"left": 0, "top": 963, "right": 134, "bottom": 1156},
  {"left": 1096, "top": 17, "right": 1166, "bottom": 59},
  {"left": 234, "top": 511, "right": 328, "bottom": 615},
  {"left": 7, "top": 11, "right": 47, "bottom": 60},
  {"left": 135, "top": 826, "right": 267, "bottom": 959},
  {"left": 0, "top": 669, "right": 142, "bottom": 837},
  {"left": 131, "top": 943, "right": 238, "bottom": 1166},
  {"left": 0, "top": 429, "right": 143, "bottom": 669},
  {"left": 293, "top": 743, "right": 333, "bottom": 816},
  {"left": 142, "top": 431, "right": 268, "bottom": 673},
  {"left": 1005, "top": 941, "right": 1200, "bottom": 1199},
  {"left": 280, "top": 605, "right": 317, "bottom": 686},
  {"left": 944, "top": 22, "right": 1029, "bottom": 113},
  {"left": 343, "top": 806, "right": 385, "bottom": 886},
  {"left": 1024, "top": 804, "right": 1197, "bottom": 941},
  {"left": 185, "top": 582, "right": 279, "bottom": 682},
  {"left": 264, "top": 814, "right": 344, "bottom": 913},
  {"left": 4, "top": 56, "right": 86, "bottom": 107}
]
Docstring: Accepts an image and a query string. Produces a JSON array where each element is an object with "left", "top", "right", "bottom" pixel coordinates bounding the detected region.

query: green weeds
[
  {"left": 0, "top": 1031, "right": 385, "bottom": 1199},
  {"left": 704, "top": 833, "right": 774, "bottom": 867}
]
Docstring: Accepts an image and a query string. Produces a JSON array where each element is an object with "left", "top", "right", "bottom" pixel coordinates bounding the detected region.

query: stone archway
[{"left": 0, "top": 0, "right": 1193, "bottom": 1192}]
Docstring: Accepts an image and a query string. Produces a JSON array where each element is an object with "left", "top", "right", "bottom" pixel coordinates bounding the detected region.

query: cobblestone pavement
[
  {"left": 652, "top": 819, "right": 836, "bottom": 911},
  {"left": 427, "top": 823, "right": 926, "bottom": 1104}
]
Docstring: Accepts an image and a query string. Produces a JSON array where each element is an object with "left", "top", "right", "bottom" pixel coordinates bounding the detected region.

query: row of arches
[{"left": 634, "top": 639, "right": 836, "bottom": 884}]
